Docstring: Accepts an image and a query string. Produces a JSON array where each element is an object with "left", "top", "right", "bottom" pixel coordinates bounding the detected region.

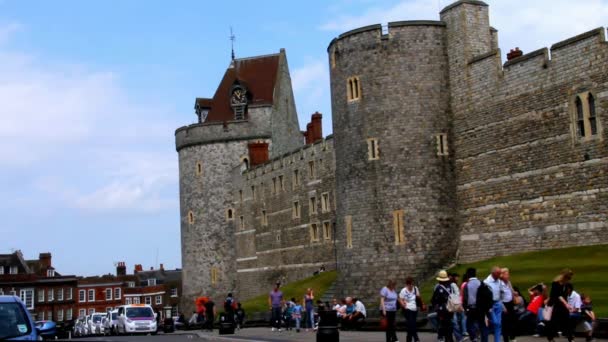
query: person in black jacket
[
  {"left": 546, "top": 269, "right": 574, "bottom": 342},
  {"left": 432, "top": 270, "right": 454, "bottom": 342}
]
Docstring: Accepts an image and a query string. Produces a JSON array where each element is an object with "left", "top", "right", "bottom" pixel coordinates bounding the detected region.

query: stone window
[
  {"left": 188, "top": 211, "right": 194, "bottom": 225},
  {"left": 367, "top": 138, "right": 379, "bottom": 160},
  {"left": 226, "top": 208, "right": 234, "bottom": 221},
  {"left": 309, "top": 196, "right": 317, "bottom": 215},
  {"left": 321, "top": 192, "right": 330, "bottom": 213},
  {"left": 308, "top": 161, "right": 315, "bottom": 179},
  {"left": 196, "top": 162, "right": 202, "bottom": 176},
  {"left": 393, "top": 210, "right": 405, "bottom": 245},
  {"left": 323, "top": 221, "right": 331, "bottom": 240},
  {"left": 292, "top": 201, "right": 301, "bottom": 219},
  {"left": 310, "top": 223, "right": 320, "bottom": 242},
  {"left": 573, "top": 92, "right": 600, "bottom": 139},
  {"left": 279, "top": 175, "right": 285, "bottom": 191},
  {"left": 239, "top": 190, "right": 243, "bottom": 202},
  {"left": 347, "top": 76, "right": 361, "bottom": 101},
  {"left": 211, "top": 267, "right": 219, "bottom": 285},
  {"left": 251, "top": 185, "right": 256, "bottom": 200},
  {"left": 241, "top": 157, "right": 250, "bottom": 171},
  {"left": 239, "top": 216, "right": 245, "bottom": 230},
  {"left": 436, "top": 133, "right": 448, "bottom": 156},
  {"left": 261, "top": 209, "right": 268, "bottom": 226},
  {"left": 345, "top": 216, "right": 353, "bottom": 249},
  {"left": 292, "top": 169, "right": 300, "bottom": 189}
]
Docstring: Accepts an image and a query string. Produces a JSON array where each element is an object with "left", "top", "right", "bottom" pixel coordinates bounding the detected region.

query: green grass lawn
[
  {"left": 241, "top": 271, "right": 337, "bottom": 314},
  {"left": 419, "top": 245, "right": 608, "bottom": 317}
]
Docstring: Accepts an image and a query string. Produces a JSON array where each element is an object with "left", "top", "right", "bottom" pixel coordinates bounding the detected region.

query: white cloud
[
  {"left": 292, "top": 57, "right": 331, "bottom": 127},
  {"left": 0, "top": 22, "right": 180, "bottom": 213}
]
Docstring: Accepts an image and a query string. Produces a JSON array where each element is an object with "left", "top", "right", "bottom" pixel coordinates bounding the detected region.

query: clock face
[{"left": 231, "top": 88, "right": 246, "bottom": 106}]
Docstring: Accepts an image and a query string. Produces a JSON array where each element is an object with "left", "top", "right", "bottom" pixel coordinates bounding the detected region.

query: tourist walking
[
  {"left": 432, "top": 270, "right": 455, "bottom": 342},
  {"left": 500, "top": 268, "right": 517, "bottom": 342},
  {"left": 545, "top": 269, "right": 574, "bottom": 342},
  {"left": 304, "top": 288, "right": 315, "bottom": 331},
  {"left": 269, "top": 282, "right": 284, "bottom": 332},
  {"left": 399, "top": 277, "right": 422, "bottom": 342},
  {"left": 450, "top": 272, "right": 465, "bottom": 342},
  {"left": 292, "top": 298, "right": 303, "bottom": 332},
  {"left": 204, "top": 298, "right": 216, "bottom": 332},
  {"left": 484, "top": 266, "right": 505, "bottom": 342},
  {"left": 380, "top": 279, "right": 399, "bottom": 342},
  {"left": 463, "top": 268, "right": 490, "bottom": 342}
]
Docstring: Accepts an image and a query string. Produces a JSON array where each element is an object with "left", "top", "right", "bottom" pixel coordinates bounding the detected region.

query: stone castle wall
[
  {"left": 328, "top": 21, "right": 458, "bottom": 304},
  {"left": 232, "top": 137, "right": 336, "bottom": 300},
  {"left": 444, "top": 6, "right": 608, "bottom": 261}
]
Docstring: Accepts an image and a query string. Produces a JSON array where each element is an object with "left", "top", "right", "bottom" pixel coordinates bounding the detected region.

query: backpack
[
  {"left": 476, "top": 282, "right": 494, "bottom": 313},
  {"left": 442, "top": 285, "right": 464, "bottom": 313}
]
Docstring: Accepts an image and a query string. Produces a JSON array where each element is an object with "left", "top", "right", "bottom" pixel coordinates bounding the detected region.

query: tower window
[
  {"left": 393, "top": 210, "right": 405, "bottom": 245},
  {"left": 323, "top": 221, "right": 331, "bottom": 240},
  {"left": 279, "top": 175, "right": 285, "bottom": 191},
  {"left": 251, "top": 185, "right": 256, "bottom": 200},
  {"left": 196, "top": 162, "right": 203, "bottom": 176},
  {"left": 310, "top": 223, "right": 320, "bottom": 242},
  {"left": 345, "top": 216, "right": 353, "bottom": 249},
  {"left": 226, "top": 208, "right": 234, "bottom": 221},
  {"left": 321, "top": 192, "right": 330, "bottom": 213},
  {"left": 239, "top": 190, "right": 243, "bottom": 202},
  {"left": 292, "top": 201, "right": 301, "bottom": 219},
  {"left": 367, "top": 138, "right": 379, "bottom": 160},
  {"left": 272, "top": 178, "right": 277, "bottom": 195},
  {"left": 261, "top": 209, "right": 268, "bottom": 226},
  {"left": 347, "top": 76, "right": 361, "bottom": 101},
  {"left": 211, "top": 267, "right": 219, "bottom": 285},
  {"left": 308, "top": 161, "right": 315, "bottom": 179},
  {"left": 436, "top": 133, "right": 449, "bottom": 156},
  {"left": 292, "top": 170, "right": 300, "bottom": 189},
  {"left": 573, "top": 92, "right": 601, "bottom": 140},
  {"left": 239, "top": 216, "right": 245, "bottom": 230},
  {"left": 187, "top": 211, "right": 194, "bottom": 225},
  {"left": 309, "top": 196, "right": 317, "bottom": 215}
]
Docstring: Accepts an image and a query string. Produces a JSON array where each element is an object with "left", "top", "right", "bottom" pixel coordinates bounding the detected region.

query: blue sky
[{"left": 1, "top": 0, "right": 606, "bottom": 276}]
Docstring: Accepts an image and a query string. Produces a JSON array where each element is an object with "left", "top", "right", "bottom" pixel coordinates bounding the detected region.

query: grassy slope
[
  {"left": 420, "top": 245, "right": 608, "bottom": 317},
  {"left": 241, "top": 271, "right": 337, "bottom": 314}
]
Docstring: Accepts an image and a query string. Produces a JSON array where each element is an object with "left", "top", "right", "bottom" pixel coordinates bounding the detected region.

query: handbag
[{"left": 542, "top": 306, "right": 553, "bottom": 321}]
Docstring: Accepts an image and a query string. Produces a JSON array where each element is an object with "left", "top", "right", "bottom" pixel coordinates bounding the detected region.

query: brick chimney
[
  {"left": 310, "top": 112, "right": 323, "bottom": 142},
  {"left": 116, "top": 262, "right": 127, "bottom": 276},
  {"left": 39, "top": 253, "right": 52, "bottom": 270},
  {"left": 134, "top": 264, "right": 143, "bottom": 274},
  {"left": 160, "top": 263, "right": 164, "bottom": 271},
  {"left": 507, "top": 47, "right": 523, "bottom": 61},
  {"left": 248, "top": 142, "right": 269, "bottom": 167},
  {"left": 305, "top": 123, "right": 313, "bottom": 144}
]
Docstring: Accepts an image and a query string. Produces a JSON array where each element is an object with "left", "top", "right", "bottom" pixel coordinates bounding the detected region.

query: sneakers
[
  {"left": 278, "top": 328, "right": 282, "bottom": 332},
  {"left": 533, "top": 334, "right": 540, "bottom": 338},
  {"left": 271, "top": 327, "right": 276, "bottom": 332}
]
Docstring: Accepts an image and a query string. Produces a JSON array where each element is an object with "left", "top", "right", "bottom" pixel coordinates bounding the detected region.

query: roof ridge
[{"left": 234, "top": 52, "right": 280, "bottom": 62}]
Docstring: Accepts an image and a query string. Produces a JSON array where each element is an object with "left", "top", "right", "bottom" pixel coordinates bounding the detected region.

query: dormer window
[
  {"left": 147, "top": 278, "right": 157, "bottom": 286},
  {"left": 230, "top": 85, "right": 247, "bottom": 120},
  {"left": 46, "top": 269, "right": 55, "bottom": 277},
  {"left": 194, "top": 103, "right": 210, "bottom": 123}
]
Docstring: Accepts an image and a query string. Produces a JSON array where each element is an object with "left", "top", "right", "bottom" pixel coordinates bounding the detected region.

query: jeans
[
  {"left": 438, "top": 311, "right": 454, "bottom": 342},
  {"left": 489, "top": 302, "right": 503, "bottom": 342},
  {"left": 404, "top": 309, "right": 419, "bottom": 342},
  {"left": 271, "top": 307, "right": 282, "bottom": 329},
  {"left": 453, "top": 311, "right": 466, "bottom": 341},
  {"left": 466, "top": 308, "right": 489, "bottom": 342},
  {"left": 295, "top": 317, "right": 301, "bottom": 330},
  {"left": 306, "top": 308, "right": 315, "bottom": 329},
  {"left": 502, "top": 301, "right": 516, "bottom": 342},
  {"left": 385, "top": 310, "right": 398, "bottom": 342}
]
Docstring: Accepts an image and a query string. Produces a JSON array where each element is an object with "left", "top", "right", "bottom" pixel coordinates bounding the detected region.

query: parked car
[
  {"left": 0, "top": 295, "right": 55, "bottom": 340},
  {"left": 73, "top": 316, "right": 88, "bottom": 337},
  {"left": 87, "top": 313, "right": 107, "bottom": 335},
  {"left": 116, "top": 304, "right": 157, "bottom": 335},
  {"left": 34, "top": 321, "right": 57, "bottom": 340},
  {"left": 104, "top": 309, "right": 118, "bottom": 335}
]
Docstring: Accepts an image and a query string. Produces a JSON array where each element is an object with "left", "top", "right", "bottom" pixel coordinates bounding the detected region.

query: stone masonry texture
[{"left": 176, "top": 0, "right": 608, "bottom": 312}]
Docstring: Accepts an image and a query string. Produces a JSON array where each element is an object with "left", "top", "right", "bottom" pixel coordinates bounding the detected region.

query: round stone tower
[{"left": 328, "top": 21, "right": 458, "bottom": 301}]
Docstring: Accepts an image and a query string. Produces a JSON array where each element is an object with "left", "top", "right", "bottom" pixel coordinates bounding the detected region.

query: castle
[{"left": 175, "top": 0, "right": 608, "bottom": 312}]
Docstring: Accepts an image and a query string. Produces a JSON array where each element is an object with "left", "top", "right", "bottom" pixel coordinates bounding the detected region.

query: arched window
[
  {"left": 187, "top": 211, "right": 194, "bottom": 225},
  {"left": 226, "top": 208, "right": 234, "bottom": 221},
  {"left": 588, "top": 93, "right": 597, "bottom": 135},
  {"left": 243, "top": 158, "right": 249, "bottom": 170},
  {"left": 346, "top": 76, "right": 361, "bottom": 101},
  {"left": 575, "top": 96, "right": 585, "bottom": 137}
]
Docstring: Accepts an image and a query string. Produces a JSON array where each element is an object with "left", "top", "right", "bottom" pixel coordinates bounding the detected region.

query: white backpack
[{"left": 440, "top": 284, "right": 464, "bottom": 313}]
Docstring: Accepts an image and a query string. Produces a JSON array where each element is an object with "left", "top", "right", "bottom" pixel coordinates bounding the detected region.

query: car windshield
[
  {"left": 126, "top": 307, "right": 154, "bottom": 319},
  {"left": 0, "top": 302, "right": 32, "bottom": 339},
  {"left": 111, "top": 313, "right": 117, "bottom": 320},
  {"left": 92, "top": 316, "right": 103, "bottom": 323}
]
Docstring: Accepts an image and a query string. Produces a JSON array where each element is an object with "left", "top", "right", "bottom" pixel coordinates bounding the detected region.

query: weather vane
[{"left": 230, "top": 27, "right": 236, "bottom": 60}]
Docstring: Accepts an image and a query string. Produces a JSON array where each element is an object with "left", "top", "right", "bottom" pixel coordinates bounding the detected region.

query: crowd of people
[{"left": 378, "top": 267, "right": 597, "bottom": 342}]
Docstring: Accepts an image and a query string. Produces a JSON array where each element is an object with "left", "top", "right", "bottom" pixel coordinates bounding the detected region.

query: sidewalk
[{"left": 172, "top": 328, "right": 607, "bottom": 342}]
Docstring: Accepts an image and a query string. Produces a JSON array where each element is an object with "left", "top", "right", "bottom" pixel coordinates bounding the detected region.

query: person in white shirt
[
  {"left": 354, "top": 298, "right": 366, "bottom": 319},
  {"left": 484, "top": 266, "right": 505, "bottom": 342},
  {"left": 399, "top": 277, "right": 421, "bottom": 342}
]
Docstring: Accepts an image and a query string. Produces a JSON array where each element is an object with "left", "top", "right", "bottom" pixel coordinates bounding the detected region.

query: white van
[
  {"left": 104, "top": 309, "right": 119, "bottom": 335},
  {"left": 88, "top": 312, "right": 107, "bottom": 335},
  {"left": 116, "top": 304, "right": 157, "bottom": 335}
]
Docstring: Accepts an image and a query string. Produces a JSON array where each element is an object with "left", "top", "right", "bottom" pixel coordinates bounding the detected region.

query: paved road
[{"left": 61, "top": 329, "right": 607, "bottom": 342}]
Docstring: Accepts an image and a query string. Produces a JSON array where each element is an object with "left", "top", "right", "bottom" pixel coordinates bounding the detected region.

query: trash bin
[
  {"left": 219, "top": 312, "right": 235, "bottom": 335},
  {"left": 316, "top": 310, "right": 339, "bottom": 342}
]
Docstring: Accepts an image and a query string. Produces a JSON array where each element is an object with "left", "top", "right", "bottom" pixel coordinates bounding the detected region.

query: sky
[{"left": 1, "top": 0, "right": 607, "bottom": 276}]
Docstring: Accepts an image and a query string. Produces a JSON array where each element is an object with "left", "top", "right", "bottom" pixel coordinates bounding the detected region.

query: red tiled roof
[{"left": 196, "top": 53, "right": 280, "bottom": 123}]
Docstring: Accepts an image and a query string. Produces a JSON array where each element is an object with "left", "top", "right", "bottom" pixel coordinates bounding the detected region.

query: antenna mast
[{"left": 230, "top": 27, "right": 236, "bottom": 60}]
